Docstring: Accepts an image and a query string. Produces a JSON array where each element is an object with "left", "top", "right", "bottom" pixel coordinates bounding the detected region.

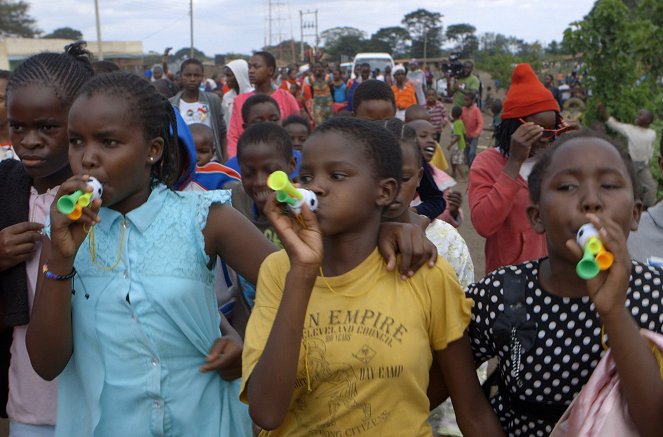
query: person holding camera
[{"left": 451, "top": 60, "right": 480, "bottom": 108}]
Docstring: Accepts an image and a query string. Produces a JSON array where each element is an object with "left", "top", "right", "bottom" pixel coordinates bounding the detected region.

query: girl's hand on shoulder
[
  {"left": 508, "top": 122, "right": 543, "bottom": 165},
  {"left": 50, "top": 175, "right": 101, "bottom": 259},
  {"left": 566, "top": 213, "right": 631, "bottom": 317},
  {"left": 200, "top": 336, "right": 243, "bottom": 380},
  {"left": 0, "top": 221, "right": 44, "bottom": 271},
  {"left": 264, "top": 193, "right": 323, "bottom": 270},
  {"left": 378, "top": 221, "right": 437, "bottom": 279}
]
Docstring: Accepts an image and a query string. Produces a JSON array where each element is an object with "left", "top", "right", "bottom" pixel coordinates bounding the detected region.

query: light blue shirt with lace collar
[{"left": 50, "top": 185, "right": 251, "bottom": 437}]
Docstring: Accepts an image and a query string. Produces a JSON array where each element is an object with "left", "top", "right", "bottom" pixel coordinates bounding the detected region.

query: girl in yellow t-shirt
[{"left": 241, "top": 117, "right": 504, "bottom": 436}]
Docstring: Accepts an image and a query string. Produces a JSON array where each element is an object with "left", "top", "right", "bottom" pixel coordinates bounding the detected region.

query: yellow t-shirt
[
  {"left": 431, "top": 143, "right": 449, "bottom": 172},
  {"left": 241, "top": 249, "right": 472, "bottom": 437}
]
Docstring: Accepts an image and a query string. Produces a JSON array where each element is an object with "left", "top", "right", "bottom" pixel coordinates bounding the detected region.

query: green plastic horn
[
  {"left": 275, "top": 190, "right": 298, "bottom": 206},
  {"left": 56, "top": 191, "right": 83, "bottom": 214},
  {"left": 267, "top": 171, "right": 303, "bottom": 200},
  {"left": 576, "top": 246, "right": 600, "bottom": 280}
]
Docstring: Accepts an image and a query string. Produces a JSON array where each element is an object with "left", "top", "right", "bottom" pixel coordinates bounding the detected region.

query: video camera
[{"left": 441, "top": 53, "right": 464, "bottom": 78}]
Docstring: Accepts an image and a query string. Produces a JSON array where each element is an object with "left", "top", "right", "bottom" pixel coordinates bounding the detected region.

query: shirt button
[
  {"left": 123, "top": 269, "right": 129, "bottom": 279},
  {"left": 151, "top": 357, "right": 159, "bottom": 367},
  {"left": 153, "top": 399, "right": 161, "bottom": 408}
]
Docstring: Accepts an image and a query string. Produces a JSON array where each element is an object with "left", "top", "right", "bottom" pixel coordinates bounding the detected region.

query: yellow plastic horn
[
  {"left": 267, "top": 171, "right": 303, "bottom": 200},
  {"left": 585, "top": 237, "right": 603, "bottom": 256},
  {"left": 77, "top": 192, "right": 93, "bottom": 208}
]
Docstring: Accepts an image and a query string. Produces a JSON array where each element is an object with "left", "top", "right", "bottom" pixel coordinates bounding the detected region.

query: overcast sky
[{"left": 27, "top": 0, "right": 596, "bottom": 56}]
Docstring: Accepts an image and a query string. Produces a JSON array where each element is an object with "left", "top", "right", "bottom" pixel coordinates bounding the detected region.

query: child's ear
[
  {"left": 527, "top": 203, "right": 545, "bottom": 234},
  {"left": 147, "top": 137, "right": 165, "bottom": 165},
  {"left": 630, "top": 199, "right": 643, "bottom": 231},
  {"left": 376, "top": 177, "right": 399, "bottom": 207}
]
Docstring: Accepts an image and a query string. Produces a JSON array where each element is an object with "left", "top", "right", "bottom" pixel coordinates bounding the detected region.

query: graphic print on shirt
[{"left": 292, "top": 307, "right": 410, "bottom": 435}]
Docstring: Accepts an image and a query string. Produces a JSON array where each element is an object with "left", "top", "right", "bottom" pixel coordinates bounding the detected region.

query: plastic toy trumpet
[
  {"left": 267, "top": 170, "right": 318, "bottom": 215},
  {"left": 56, "top": 177, "right": 103, "bottom": 220},
  {"left": 575, "top": 223, "right": 614, "bottom": 280}
]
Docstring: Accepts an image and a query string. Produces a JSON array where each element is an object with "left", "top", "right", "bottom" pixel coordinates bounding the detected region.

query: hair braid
[
  {"left": 77, "top": 71, "right": 181, "bottom": 187},
  {"left": 7, "top": 41, "right": 93, "bottom": 106}
]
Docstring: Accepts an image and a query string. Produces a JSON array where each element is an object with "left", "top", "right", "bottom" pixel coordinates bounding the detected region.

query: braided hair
[
  {"left": 7, "top": 41, "right": 93, "bottom": 106},
  {"left": 76, "top": 72, "right": 181, "bottom": 187}
]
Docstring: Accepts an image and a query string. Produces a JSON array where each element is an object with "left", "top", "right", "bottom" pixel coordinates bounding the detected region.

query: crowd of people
[{"left": 0, "top": 40, "right": 662, "bottom": 437}]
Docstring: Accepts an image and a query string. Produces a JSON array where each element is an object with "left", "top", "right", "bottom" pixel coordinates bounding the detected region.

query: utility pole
[
  {"left": 94, "top": 0, "right": 103, "bottom": 60},
  {"left": 423, "top": 32, "right": 427, "bottom": 67},
  {"left": 266, "top": 0, "right": 287, "bottom": 52},
  {"left": 189, "top": 0, "right": 194, "bottom": 58},
  {"left": 299, "top": 10, "right": 318, "bottom": 63}
]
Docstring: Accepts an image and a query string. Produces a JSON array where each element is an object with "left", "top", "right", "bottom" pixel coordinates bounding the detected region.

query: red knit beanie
[{"left": 501, "top": 64, "right": 560, "bottom": 120}]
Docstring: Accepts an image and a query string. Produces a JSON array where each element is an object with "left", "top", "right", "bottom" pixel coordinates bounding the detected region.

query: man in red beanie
[{"left": 468, "top": 63, "right": 563, "bottom": 274}]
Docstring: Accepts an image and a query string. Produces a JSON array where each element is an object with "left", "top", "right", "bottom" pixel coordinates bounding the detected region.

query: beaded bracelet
[{"left": 42, "top": 264, "right": 76, "bottom": 281}]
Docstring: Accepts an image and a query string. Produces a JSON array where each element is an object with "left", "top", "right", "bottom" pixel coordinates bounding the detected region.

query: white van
[{"left": 351, "top": 53, "right": 394, "bottom": 78}]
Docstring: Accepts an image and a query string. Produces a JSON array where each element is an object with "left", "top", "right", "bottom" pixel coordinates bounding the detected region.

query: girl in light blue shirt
[{"left": 27, "top": 72, "right": 276, "bottom": 437}]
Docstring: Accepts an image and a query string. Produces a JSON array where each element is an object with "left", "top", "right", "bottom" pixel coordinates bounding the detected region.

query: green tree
[
  {"left": 401, "top": 8, "right": 444, "bottom": 58},
  {"left": 545, "top": 40, "right": 561, "bottom": 55},
  {"left": 320, "top": 27, "right": 368, "bottom": 61},
  {"left": 0, "top": 0, "right": 40, "bottom": 37},
  {"left": 563, "top": 0, "right": 658, "bottom": 122},
  {"left": 445, "top": 23, "right": 477, "bottom": 57},
  {"left": 635, "top": 0, "right": 663, "bottom": 79},
  {"left": 476, "top": 51, "right": 517, "bottom": 89},
  {"left": 43, "top": 27, "right": 83, "bottom": 40},
  {"left": 478, "top": 32, "right": 510, "bottom": 55},
  {"left": 369, "top": 26, "right": 411, "bottom": 58},
  {"left": 173, "top": 47, "right": 208, "bottom": 61}
]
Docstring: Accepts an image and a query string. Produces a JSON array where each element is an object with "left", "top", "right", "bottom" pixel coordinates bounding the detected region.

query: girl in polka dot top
[{"left": 466, "top": 130, "right": 663, "bottom": 436}]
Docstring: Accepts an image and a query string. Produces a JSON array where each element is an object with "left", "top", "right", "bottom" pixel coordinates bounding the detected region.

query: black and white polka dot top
[{"left": 467, "top": 259, "right": 663, "bottom": 436}]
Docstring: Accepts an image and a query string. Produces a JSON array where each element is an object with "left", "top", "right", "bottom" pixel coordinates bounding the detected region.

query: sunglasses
[{"left": 519, "top": 118, "right": 573, "bottom": 139}]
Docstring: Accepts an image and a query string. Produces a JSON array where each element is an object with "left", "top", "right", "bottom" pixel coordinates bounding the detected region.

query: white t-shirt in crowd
[{"left": 179, "top": 100, "right": 212, "bottom": 127}]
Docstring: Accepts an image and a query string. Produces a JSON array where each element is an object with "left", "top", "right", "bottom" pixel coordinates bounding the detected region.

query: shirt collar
[{"left": 96, "top": 184, "right": 169, "bottom": 234}]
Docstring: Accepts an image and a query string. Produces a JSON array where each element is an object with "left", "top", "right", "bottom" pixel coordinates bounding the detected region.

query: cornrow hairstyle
[
  {"left": 237, "top": 122, "right": 293, "bottom": 164},
  {"left": 528, "top": 128, "right": 639, "bottom": 204},
  {"left": 313, "top": 117, "right": 402, "bottom": 185},
  {"left": 241, "top": 93, "right": 280, "bottom": 125},
  {"left": 282, "top": 115, "right": 311, "bottom": 133},
  {"left": 352, "top": 79, "right": 396, "bottom": 114},
  {"left": 496, "top": 112, "right": 563, "bottom": 156},
  {"left": 253, "top": 51, "right": 276, "bottom": 71},
  {"left": 180, "top": 57, "right": 203, "bottom": 73},
  {"left": 7, "top": 41, "right": 93, "bottom": 106},
  {"left": 76, "top": 72, "right": 181, "bottom": 187}
]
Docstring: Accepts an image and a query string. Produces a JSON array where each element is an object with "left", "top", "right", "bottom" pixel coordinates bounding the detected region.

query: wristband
[{"left": 42, "top": 264, "right": 76, "bottom": 281}]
